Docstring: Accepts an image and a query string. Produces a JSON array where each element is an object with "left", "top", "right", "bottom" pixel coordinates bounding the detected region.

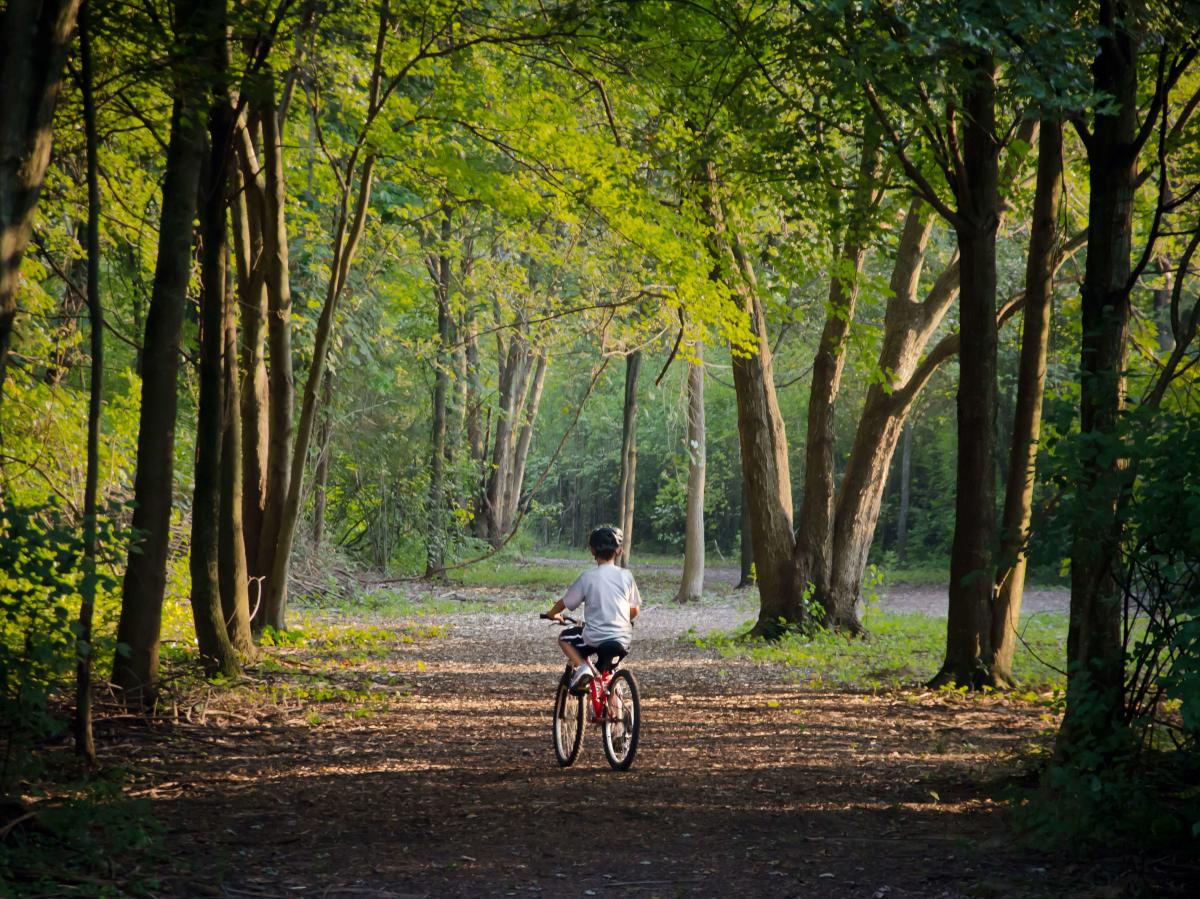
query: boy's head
[{"left": 588, "top": 526, "right": 624, "bottom": 562}]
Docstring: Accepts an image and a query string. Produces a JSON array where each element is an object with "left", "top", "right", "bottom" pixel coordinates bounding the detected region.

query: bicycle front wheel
[
  {"left": 553, "top": 677, "right": 584, "bottom": 767},
  {"left": 602, "top": 669, "right": 640, "bottom": 770}
]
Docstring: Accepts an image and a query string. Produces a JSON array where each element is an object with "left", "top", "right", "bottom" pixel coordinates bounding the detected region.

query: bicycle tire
[
  {"left": 552, "top": 676, "right": 584, "bottom": 767},
  {"left": 601, "top": 669, "right": 640, "bottom": 770}
]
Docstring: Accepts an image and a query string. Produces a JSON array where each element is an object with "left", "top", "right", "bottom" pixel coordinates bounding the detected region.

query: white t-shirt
[{"left": 561, "top": 562, "right": 641, "bottom": 649}]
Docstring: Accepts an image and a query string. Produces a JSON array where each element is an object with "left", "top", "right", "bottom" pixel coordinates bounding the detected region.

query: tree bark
[
  {"left": 795, "top": 120, "right": 880, "bottom": 605},
  {"left": 737, "top": 482, "right": 756, "bottom": 588},
  {"left": 1062, "top": 0, "right": 1138, "bottom": 748},
  {"left": 425, "top": 216, "right": 453, "bottom": 577},
  {"left": 676, "top": 354, "right": 706, "bottom": 603},
  {"left": 933, "top": 49, "right": 1001, "bottom": 689},
  {"left": 230, "top": 145, "right": 269, "bottom": 583},
  {"left": 483, "top": 339, "right": 526, "bottom": 544},
  {"left": 255, "top": 77, "right": 295, "bottom": 628},
  {"left": 219, "top": 245, "right": 255, "bottom": 659},
  {"left": 991, "top": 121, "right": 1063, "bottom": 687},
  {"left": 896, "top": 420, "right": 913, "bottom": 565},
  {"left": 73, "top": 1, "right": 99, "bottom": 761},
  {"left": 113, "top": 0, "right": 212, "bottom": 701},
  {"left": 0, "top": 0, "right": 82, "bottom": 390},
  {"left": 261, "top": 148, "right": 376, "bottom": 629},
  {"left": 311, "top": 372, "right": 333, "bottom": 551},
  {"left": 503, "top": 353, "right": 548, "bottom": 536},
  {"left": 824, "top": 203, "right": 939, "bottom": 631},
  {"left": 616, "top": 350, "right": 641, "bottom": 565},
  {"left": 190, "top": 35, "right": 242, "bottom": 678}
]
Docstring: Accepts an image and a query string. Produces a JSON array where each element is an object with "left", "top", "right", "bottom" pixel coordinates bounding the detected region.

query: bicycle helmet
[{"left": 588, "top": 526, "right": 624, "bottom": 554}]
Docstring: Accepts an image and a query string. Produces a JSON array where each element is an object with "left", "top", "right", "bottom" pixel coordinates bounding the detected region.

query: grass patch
[{"left": 691, "top": 608, "right": 1068, "bottom": 693}]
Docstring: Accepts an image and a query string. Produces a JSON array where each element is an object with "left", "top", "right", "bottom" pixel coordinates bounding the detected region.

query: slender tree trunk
[
  {"left": 73, "top": 2, "right": 99, "bottom": 761},
  {"left": 113, "top": 1, "right": 211, "bottom": 700},
  {"left": 1063, "top": 0, "right": 1137, "bottom": 749},
  {"left": 484, "top": 340, "right": 524, "bottom": 543},
  {"left": 824, "top": 203, "right": 938, "bottom": 631},
  {"left": 0, "top": 0, "right": 82, "bottom": 390},
  {"left": 617, "top": 351, "right": 641, "bottom": 565},
  {"left": 262, "top": 150, "right": 376, "bottom": 628},
  {"left": 933, "top": 50, "right": 1001, "bottom": 689},
  {"left": 464, "top": 312, "right": 486, "bottom": 532},
  {"left": 255, "top": 78, "right": 294, "bottom": 628},
  {"left": 219, "top": 246, "right": 255, "bottom": 658},
  {"left": 503, "top": 353, "right": 547, "bottom": 536},
  {"left": 676, "top": 355, "right": 706, "bottom": 603},
  {"left": 190, "top": 43, "right": 241, "bottom": 678},
  {"left": 311, "top": 372, "right": 333, "bottom": 551},
  {"left": 737, "top": 483, "right": 755, "bottom": 588},
  {"left": 896, "top": 420, "right": 913, "bottom": 565},
  {"left": 230, "top": 152, "right": 269, "bottom": 581},
  {"left": 425, "top": 212, "right": 453, "bottom": 577},
  {"left": 794, "top": 121, "right": 880, "bottom": 603},
  {"left": 991, "top": 121, "right": 1063, "bottom": 687}
]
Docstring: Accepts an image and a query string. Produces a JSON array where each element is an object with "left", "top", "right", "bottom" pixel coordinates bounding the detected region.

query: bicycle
[{"left": 540, "top": 613, "right": 641, "bottom": 770}]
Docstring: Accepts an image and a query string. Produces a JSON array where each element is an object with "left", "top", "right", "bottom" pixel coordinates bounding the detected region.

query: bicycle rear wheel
[
  {"left": 601, "top": 669, "right": 640, "bottom": 770},
  {"left": 553, "top": 676, "right": 584, "bottom": 767}
]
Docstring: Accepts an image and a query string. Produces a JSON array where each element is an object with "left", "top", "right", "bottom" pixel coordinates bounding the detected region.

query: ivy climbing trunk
[{"left": 991, "top": 121, "right": 1063, "bottom": 687}]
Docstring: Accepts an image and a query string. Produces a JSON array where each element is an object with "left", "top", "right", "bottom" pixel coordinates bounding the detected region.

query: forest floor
[{"left": 16, "top": 566, "right": 1197, "bottom": 899}]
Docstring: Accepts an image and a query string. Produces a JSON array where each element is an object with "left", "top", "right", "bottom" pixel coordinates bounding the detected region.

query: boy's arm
[{"left": 544, "top": 598, "right": 567, "bottom": 620}]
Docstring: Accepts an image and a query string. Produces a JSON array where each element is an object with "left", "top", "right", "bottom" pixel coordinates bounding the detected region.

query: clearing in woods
[{"left": 97, "top": 568, "right": 1191, "bottom": 898}]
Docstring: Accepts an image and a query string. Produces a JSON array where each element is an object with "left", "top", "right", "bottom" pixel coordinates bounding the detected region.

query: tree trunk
[
  {"left": 0, "top": 0, "right": 82, "bottom": 390},
  {"left": 261, "top": 152, "right": 376, "bottom": 629},
  {"left": 737, "top": 482, "right": 755, "bottom": 588},
  {"left": 219, "top": 245, "right": 255, "bottom": 659},
  {"left": 230, "top": 147, "right": 269, "bottom": 582},
  {"left": 464, "top": 312, "right": 486, "bottom": 532},
  {"left": 794, "top": 121, "right": 881, "bottom": 604},
  {"left": 896, "top": 420, "right": 913, "bottom": 565},
  {"left": 824, "top": 203, "right": 939, "bottom": 631},
  {"left": 190, "top": 43, "right": 242, "bottom": 678},
  {"left": 256, "top": 79, "right": 295, "bottom": 629},
  {"left": 933, "top": 50, "right": 1001, "bottom": 689},
  {"left": 311, "top": 372, "right": 333, "bottom": 551},
  {"left": 73, "top": 3, "right": 99, "bottom": 761},
  {"left": 991, "top": 121, "right": 1063, "bottom": 687},
  {"left": 113, "top": 2, "right": 211, "bottom": 700},
  {"left": 1062, "top": 0, "right": 1137, "bottom": 749},
  {"left": 704, "top": 163, "right": 802, "bottom": 636},
  {"left": 503, "top": 353, "right": 547, "bottom": 536},
  {"left": 616, "top": 351, "right": 641, "bottom": 565},
  {"left": 484, "top": 340, "right": 526, "bottom": 544},
  {"left": 676, "top": 355, "right": 706, "bottom": 603},
  {"left": 425, "top": 214, "right": 453, "bottom": 577}
]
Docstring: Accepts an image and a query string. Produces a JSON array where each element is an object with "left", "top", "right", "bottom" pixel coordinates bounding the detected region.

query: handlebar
[{"left": 540, "top": 612, "right": 579, "bottom": 626}]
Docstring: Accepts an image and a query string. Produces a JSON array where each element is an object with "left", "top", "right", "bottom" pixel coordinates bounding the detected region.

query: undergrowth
[{"left": 690, "top": 609, "right": 1069, "bottom": 693}]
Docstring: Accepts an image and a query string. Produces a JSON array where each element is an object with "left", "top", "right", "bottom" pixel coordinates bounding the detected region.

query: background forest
[{"left": 2, "top": 0, "right": 1200, "bottom": 891}]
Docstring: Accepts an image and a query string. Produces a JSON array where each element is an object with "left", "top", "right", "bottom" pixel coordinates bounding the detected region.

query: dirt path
[{"left": 125, "top": 603, "right": 1188, "bottom": 899}]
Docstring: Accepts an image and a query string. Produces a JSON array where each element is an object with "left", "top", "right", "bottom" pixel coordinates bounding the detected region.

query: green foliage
[
  {"left": 693, "top": 608, "right": 1068, "bottom": 692},
  {"left": 0, "top": 503, "right": 126, "bottom": 794}
]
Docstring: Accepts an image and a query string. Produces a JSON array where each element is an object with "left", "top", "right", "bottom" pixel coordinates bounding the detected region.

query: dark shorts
[{"left": 559, "top": 627, "right": 628, "bottom": 669}]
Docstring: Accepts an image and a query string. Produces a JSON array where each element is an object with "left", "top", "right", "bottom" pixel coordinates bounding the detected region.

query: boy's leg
[{"left": 559, "top": 639, "right": 586, "bottom": 669}]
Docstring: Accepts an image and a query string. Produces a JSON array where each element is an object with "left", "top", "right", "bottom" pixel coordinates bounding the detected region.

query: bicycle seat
[{"left": 591, "top": 641, "right": 628, "bottom": 673}]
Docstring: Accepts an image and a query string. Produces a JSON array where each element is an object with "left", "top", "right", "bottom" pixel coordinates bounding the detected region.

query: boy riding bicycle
[{"left": 543, "top": 526, "right": 641, "bottom": 694}]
